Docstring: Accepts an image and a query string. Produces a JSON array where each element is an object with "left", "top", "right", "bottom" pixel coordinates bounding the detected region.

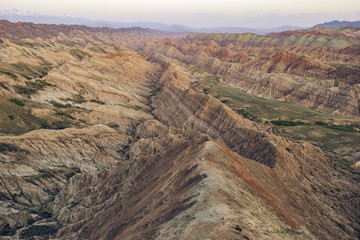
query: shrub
[
  {"left": 50, "top": 101, "right": 71, "bottom": 108},
  {"left": 0, "top": 143, "right": 20, "bottom": 152},
  {"left": 26, "top": 80, "right": 53, "bottom": 90},
  {"left": 271, "top": 120, "right": 306, "bottom": 126},
  {"left": 19, "top": 225, "right": 59, "bottom": 238},
  {"left": 9, "top": 98, "right": 25, "bottom": 106},
  {"left": 323, "top": 124, "right": 357, "bottom": 132},
  {"left": 89, "top": 99, "right": 105, "bottom": 105},
  {"left": 107, "top": 122, "right": 119, "bottom": 128},
  {"left": 14, "top": 85, "right": 37, "bottom": 95},
  {"left": 66, "top": 94, "right": 87, "bottom": 104}
]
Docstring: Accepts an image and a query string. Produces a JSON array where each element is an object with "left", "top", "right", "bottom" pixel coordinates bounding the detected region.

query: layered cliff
[
  {"left": 28, "top": 64, "right": 358, "bottom": 240},
  {"left": 0, "top": 22, "right": 163, "bottom": 235},
  {"left": 0, "top": 21, "right": 359, "bottom": 240},
  {"left": 144, "top": 29, "right": 360, "bottom": 117}
]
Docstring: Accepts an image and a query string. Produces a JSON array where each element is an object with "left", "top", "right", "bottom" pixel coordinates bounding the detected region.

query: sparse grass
[
  {"left": 130, "top": 105, "right": 143, "bottom": 110},
  {"left": 107, "top": 122, "right": 119, "bottom": 128},
  {"left": 0, "top": 143, "right": 21, "bottom": 152},
  {"left": 89, "top": 99, "right": 105, "bottom": 105},
  {"left": 0, "top": 96, "right": 85, "bottom": 134},
  {"left": 65, "top": 94, "right": 87, "bottom": 104},
  {"left": 14, "top": 85, "right": 37, "bottom": 95},
  {"left": 319, "top": 124, "right": 358, "bottom": 132},
  {"left": 145, "top": 85, "right": 161, "bottom": 92},
  {"left": 19, "top": 224, "right": 59, "bottom": 238},
  {"left": 120, "top": 104, "right": 145, "bottom": 111},
  {"left": 271, "top": 120, "right": 308, "bottom": 126},
  {"left": 69, "top": 48, "right": 90, "bottom": 60},
  {"left": 0, "top": 98, "right": 45, "bottom": 135},
  {"left": 10, "top": 40, "right": 39, "bottom": 48},
  {"left": 88, "top": 45, "right": 106, "bottom": 53},
  {"left": 190, "top": 66, "right": 205, "bottom": 74},
  {"left": 213, "top": 84, "right": 333, "bottom": 122},
  {"left": 37, "top": 169, "right": 55, "bottom": 178},
  {"left": 9, "top": 98, "right": 25, "bottom": 107},
  {"left": 0, "top": 69, "right": 18, "bottom": 78},
  {"left": 26, "top": 80, "right": 53, "bottom": 90},
  {"left": 192, "top": 72, "right": 360, "bottom": 170},
  {"left": 204, "top": 75, "right": 220, "bottom": 85},
  {"left": 50, "top": 101, "right": 71, "bottom": 108},
  {"left": 0, "top": 62, "right": 52, "bottom": 80},
  {"left": 284, "top": 227, "right": 305, "bottom": 236},
  {"left": 235, "top": 109, "right": 259, "bottom": 122}
]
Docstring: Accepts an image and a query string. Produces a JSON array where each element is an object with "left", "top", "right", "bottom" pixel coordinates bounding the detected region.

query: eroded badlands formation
[
  {"left": 0, "top": 20, "right": 359, "bottom": 239},
  {"left": 144, "top": 28, "right": 360, "bottom": 117}
]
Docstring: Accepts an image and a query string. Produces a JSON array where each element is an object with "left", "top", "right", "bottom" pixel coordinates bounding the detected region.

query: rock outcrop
[
  {"left": 0, "top": 24, "right": 164, "bottom": 235},
  {"left": 39, "top": 64, "right": 359, "bottom": 240},
  {"left": 0, "top": 21, "right": 359, "bottom": 240},
  {"left": 144, "top": 30, "right": 360, "bottom": 117}
]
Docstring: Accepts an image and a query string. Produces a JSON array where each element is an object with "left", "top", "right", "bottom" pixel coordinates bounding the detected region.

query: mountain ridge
[
  {"left": 0, "top": 9, "right": 303, "bottom": 34},
  {"left": 316, "top": 20, "right": 360, "bottom": 28},
  {"left": 0, "top": 20, "right": 358, "bottom": 239}
]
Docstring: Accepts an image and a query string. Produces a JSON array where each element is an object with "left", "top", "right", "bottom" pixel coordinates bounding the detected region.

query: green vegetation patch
[
  {"left": 271, "top": 120, "right": 308, "bottom": 126},
  {"left": 13, "top": 80, "right": 52, "bottom": 96},
  {"left": 50, "top": 101, "right": 71, "bottom": 108},
  {"left": 191, "top": 70, "right": 360, "bottom": 172},
  {"left": 88, "top": 45, "right": 107, "bottom": 53},
  {"left": 204, "top": 75, "right": 220, "bottom": 85},
  {"left": 65, "top": 94, "right": 87, "bottom": 104},
  {"left": 42, "top": 106, "right": 88, "bottom": 130},
  {"left": 0, "top": 96, "right": 87, "bottom": 135},
  {"left": 315, "top": 122, "right": 358, "bottom": 132},
  {"left": 0, "top": 61, "right": 52, "bottom": 80},
  {"left": 145, "top": 85, "right": 161, "bottom": 92},
  {"left": 0, "top": 143, "right": 22, "bottom": 152},
  {"left": 69, "top": 48, "right": 91, "bottom": 60},
  {"left": 10, "top": 40, "right": 41, "bottom": 48},
  {"left": 213, "top": 83, "right": 351, "bottom": 125},
  {"left": 129, "top": 105, "right": 143, "bottom": 110},
  {"left": 9, "top": 98, "right": 25, "bottom": 107},
  {"left": 26, "top": 80, "right": 53, "bottom": 90},
  {"left": 0, "top": 98, "right": 45, "bottom": 135},
  {"left": 89, "top": 99, "right": 105, "bottom": 105},
  {"left": 14, "top": 85, "right": 37, "bottom": 95},
  {"left": 107, "top": 122, "right": 119, "bottom": 128},
  {"left": 19, "top": 224, "right": 60, "bottom": 238}
]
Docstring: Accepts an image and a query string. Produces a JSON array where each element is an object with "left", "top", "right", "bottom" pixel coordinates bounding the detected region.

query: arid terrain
[{"left": 0, "top": 20, "right": 359, "bottom": 239}]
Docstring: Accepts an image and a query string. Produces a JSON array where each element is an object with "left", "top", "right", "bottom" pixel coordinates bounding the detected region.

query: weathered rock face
[
  {"left": 42, "top": 65, "right": 359, "bottom": 240},
  {"left": 144, "top": 29, "right": 360, "bottom": 117},
  {"left": 0, "top": 126, "right": 126, "bottom": 232},
  {"left": 150, "top": 66, "right": 359, "bottom": 239},
  {"left": 46, "top": 120, "right": 314, "bottom": 240},
  {"left": 0, "top": 22, "right": 166, "bottom": 235},
  {"left": 153, "top": 80, "right": 277, "bottom": 168},
  {"left": 0, "top": 22, "right": 359, "bottom": 240}
]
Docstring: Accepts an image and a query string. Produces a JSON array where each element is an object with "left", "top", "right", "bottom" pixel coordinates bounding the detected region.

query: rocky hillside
[
  {"left": 144, "top": 28, "right": 360, "bottom": 117},
  {"left": 0, "top": 21, "right": 359, "bottom": 239}
]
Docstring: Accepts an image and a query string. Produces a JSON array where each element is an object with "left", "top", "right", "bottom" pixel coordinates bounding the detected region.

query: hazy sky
[{"left": 1, "top": 0, "right": 360, "bottom": 28}]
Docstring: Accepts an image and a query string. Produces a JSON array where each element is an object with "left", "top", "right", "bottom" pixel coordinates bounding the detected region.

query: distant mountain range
[
  {"left": 0, "top": 8, "right": 302, "bottom": 35},
  {"left": 316, "top": 20, "right": 360, "bottom": 28}
]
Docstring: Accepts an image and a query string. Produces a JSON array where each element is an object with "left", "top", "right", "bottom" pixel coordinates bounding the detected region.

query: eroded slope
[
  {"left": 29, "top": 64, "right": 359, "bottom": 240},
  {"left": 0, "top": 22, "right": 358, "bottom": 240},
  {"left": 0, "top": 24, "right": 165, "bottom": 235},
  {"left": 144, "top": 29, "right": 360, "bottom": 117}
]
